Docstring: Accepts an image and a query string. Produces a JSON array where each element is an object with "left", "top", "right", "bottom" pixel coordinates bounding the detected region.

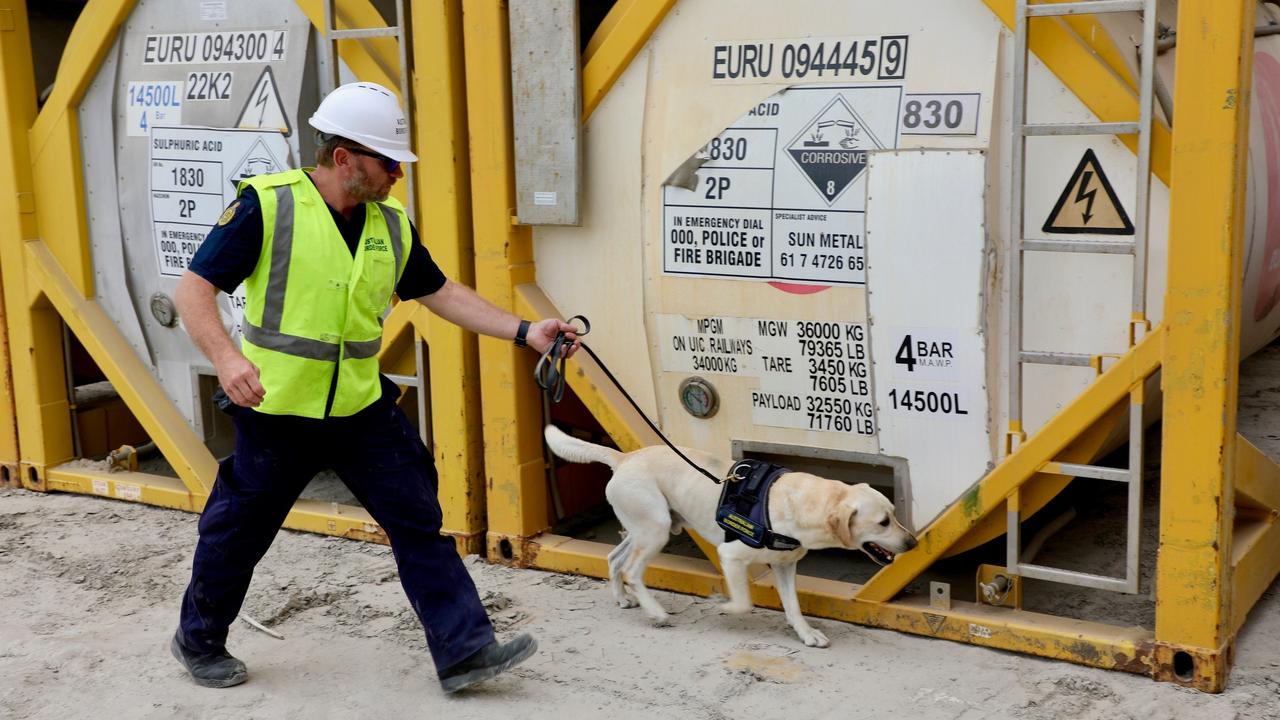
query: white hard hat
[{"left": 308, "top": 82, "right": 418, "bottom": 163}]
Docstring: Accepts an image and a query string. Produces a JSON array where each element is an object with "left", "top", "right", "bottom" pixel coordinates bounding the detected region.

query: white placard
[
  {"left": 901, "top": 93, "right": 982, "bottom": 136},
  {"left": 142, "top": 30, "right": 288, "bottom": 65},
  {"left": 149, "top": 126, "right": 291, "bottom": 277},
  {"left": 126, "top": 81, "right": 183, "bottom": 137},
  {"left": 199, "top": 1, "right": 228, "bottom": 21},
  {"left": 114, "top": 483, "right": 142, "bottom": 501},
  {"left": 662, "top": 85, "right": 901, "bottom": 286},
  {"left": 657, "top": 314, "right": 875, "bottom": 435},
  {"left": 183, "top": 71, "right": 234, "bottom": 102},
  {"left": 866, "top": 150, "right": 989, "bottom": 529}
]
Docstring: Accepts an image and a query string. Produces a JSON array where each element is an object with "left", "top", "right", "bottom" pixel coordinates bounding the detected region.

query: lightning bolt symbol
[
  {"left": 253, "top": 82, "right": 270, "bottom": 125},
  {"left": 1074, "top": 170, "right": 1098, "bottom": 224}
]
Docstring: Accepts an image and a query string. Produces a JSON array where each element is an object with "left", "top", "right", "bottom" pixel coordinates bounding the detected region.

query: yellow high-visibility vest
[{"left": 238, "top": 169, "right": 410, "bottom": 418}]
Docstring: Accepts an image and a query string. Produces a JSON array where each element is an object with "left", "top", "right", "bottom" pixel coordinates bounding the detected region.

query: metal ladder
[
  {"left": 1006, "top": 0, "right": 1158, "bottom": 594},
  {"left": 318, "top": 0, "right": 430, "bottom": 450},
  {"left": 317, "top": 0, "right": 415, "bottom": 219}
]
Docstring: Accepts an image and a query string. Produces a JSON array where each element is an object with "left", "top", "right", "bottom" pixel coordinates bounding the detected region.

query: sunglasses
[{"left": 344, "top": 146, "right": 401, "bottom": 174}]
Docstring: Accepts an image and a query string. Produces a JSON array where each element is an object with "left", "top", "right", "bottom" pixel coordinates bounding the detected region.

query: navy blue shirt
[{"left": 190, "top": 175, "right": 447, "bottom": 299}]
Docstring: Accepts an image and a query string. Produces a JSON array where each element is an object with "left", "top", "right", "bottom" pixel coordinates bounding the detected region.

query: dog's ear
[{"left": 827, "top": 504, "right": 856, "bottom": 548}]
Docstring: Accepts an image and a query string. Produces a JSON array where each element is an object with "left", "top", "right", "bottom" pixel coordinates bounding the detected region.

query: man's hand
[
  {"left": 525, "top": 318, "right": 580, "bottom": 359},
  {"left": 217, "top": 353, "right": 266, "bottom": 407}
]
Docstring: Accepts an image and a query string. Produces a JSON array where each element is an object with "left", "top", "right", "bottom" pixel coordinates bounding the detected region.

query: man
[{"left": 170, "top": 82, "right": 577, "bottom": 694}]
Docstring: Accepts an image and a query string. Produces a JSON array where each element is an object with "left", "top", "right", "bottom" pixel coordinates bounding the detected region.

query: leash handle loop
[{"left": 536, "top": 314, "right": 723, "bottom": 485}]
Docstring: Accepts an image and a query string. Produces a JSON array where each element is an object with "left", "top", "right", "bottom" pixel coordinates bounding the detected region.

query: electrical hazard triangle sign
[
  {"left": 785, "top": 95, "right": 883, "bottom": 205},
  {"left": 1042, "top": 148, "right": 1134, "bottom": 234},
  {"left": 236, "top": 66, "right": 291, "bottom": 136}
]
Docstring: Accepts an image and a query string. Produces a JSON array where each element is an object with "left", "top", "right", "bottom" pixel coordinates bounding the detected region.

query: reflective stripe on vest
[{"left": 241, "top": 184, "right": 404, "bottom": 362}]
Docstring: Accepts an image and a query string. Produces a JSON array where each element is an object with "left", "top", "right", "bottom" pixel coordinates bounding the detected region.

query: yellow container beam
[
  {"left": 40, "top": 466, "right": 488, "bottom": 552},
  {"left": 0, "top": 281, "right": 17, "bottom": 486},
  {"left": 581, "top": 0, "right": 677, "bottom": 122},
  {"left": 1155, "top": 0, "right": 1253, "bottom": 692},
  {"left": 462, "top": 0, "right": 548, "bottom": 543},
  {"left": 408, "top": 0, "right": 487, "bottom": 554},
  {"left": 0, "top": 1, "right": 33, "bottom": 486},
  {"left": 0, "top": 0, "right": 71, "bottom": 484},
  {"left": 517, "top": 534, "right": 1156, "bottom": 676}
]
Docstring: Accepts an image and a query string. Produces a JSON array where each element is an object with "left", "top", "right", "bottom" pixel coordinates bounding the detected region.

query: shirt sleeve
[
  {"left": 188, "top": 187, "right": 265, "bottom": 294},
  {"left": 394, "top": 223, "right": 449, "bottom": 299}
]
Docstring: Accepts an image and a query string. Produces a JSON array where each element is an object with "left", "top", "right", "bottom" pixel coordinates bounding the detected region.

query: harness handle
[{"left": 536, "top": 315, "right": 724, "bottom": 485}]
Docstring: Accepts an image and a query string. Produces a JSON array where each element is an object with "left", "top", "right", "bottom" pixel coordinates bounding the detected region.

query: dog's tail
[{"left": 544, "top": 425, "right": 622, "bottom": 469}]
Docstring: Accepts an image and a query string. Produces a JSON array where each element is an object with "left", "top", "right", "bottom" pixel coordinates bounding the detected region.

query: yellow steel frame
[
  {"left": 0, "top": 1, "right": 25, "bottom": 489},
  {"left": 473, "top": 0, "right": 1280, "bottom": 692},
  {"left": 0, "top": 0, "right": 483, "bottom": 553}
]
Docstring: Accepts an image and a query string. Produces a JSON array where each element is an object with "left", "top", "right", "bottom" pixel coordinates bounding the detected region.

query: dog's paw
[
  {"left": 617, "top": 596, "right": 639, "bottom": 609},
  {"left": 718, "top": 601, "right": 753, "bottom": 615},
  {"left": 647, "top": 611, "right": 671, "bottom": 627},
  {"left": 800, "top": 628, "right": 830, "bottom": 648}
]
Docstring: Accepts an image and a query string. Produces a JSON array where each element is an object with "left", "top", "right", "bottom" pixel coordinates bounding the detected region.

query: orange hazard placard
[{"left": 1042, "top": 148, "right": 1134, "bottom": 235}]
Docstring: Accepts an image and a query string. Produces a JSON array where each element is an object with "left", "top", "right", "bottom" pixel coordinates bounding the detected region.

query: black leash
[{"left": 536, "top": 315, "right": 724, "bottom": 485}]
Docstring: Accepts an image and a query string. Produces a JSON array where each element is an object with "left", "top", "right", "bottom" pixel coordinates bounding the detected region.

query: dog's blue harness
[{"left": 715, "top": 459, "right": 802, "bottom": 551}]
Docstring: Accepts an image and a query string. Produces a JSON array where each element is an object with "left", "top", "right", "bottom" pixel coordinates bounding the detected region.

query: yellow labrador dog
[{"left": 544, "top": 425, "right": 917, "bottom": 647}]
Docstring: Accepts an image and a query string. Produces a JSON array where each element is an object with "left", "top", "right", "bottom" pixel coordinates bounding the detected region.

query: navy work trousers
[{"left": 178, "top": 382, "right": 494, "bottom": 673}]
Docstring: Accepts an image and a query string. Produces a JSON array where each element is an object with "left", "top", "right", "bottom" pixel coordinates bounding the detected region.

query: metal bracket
[
  {"left": 929, "top": 581, "right": 952, "bottom": 610},
  {"left": 977, "top": 564, "right": 1021, "bottom": 608}
]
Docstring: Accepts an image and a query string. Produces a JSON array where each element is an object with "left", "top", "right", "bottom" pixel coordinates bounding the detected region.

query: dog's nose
[{"left": 905, "top": 535, "right": 918, "bottom": 551}]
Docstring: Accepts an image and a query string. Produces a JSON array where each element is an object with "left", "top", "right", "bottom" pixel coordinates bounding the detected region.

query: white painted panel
[
  {"left": 866, "top": 150, "right": 990, "bottom": 530},
  {"left": 533, "top": 49, "right": 658, "bottom": 417}
]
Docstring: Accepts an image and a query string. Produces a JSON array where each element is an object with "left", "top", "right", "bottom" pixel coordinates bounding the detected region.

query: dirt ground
[{"left": 1, "top": 487, "right": 1278, "bottom": 719}]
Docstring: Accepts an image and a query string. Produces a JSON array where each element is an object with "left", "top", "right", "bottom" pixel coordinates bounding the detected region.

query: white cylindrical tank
[{"left": 534, "top": 0, "right": 1280, "bottom": 530}]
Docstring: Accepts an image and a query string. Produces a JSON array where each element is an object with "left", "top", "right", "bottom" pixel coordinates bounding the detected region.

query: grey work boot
[
  {"left": 438, "top": 634, "right": 537, "bottom": 694},
  {"left": 170, "top": 632, "right": 248, "bottom": 688}
]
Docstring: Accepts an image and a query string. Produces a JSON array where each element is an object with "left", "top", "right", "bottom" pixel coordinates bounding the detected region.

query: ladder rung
[
  {"left": 1042, "top": 462, "right": 1131, "bottom": 482},
  {"left": 1025, "top": 0, "right": 1144, "bottom": 18},
  {"left": 1022, "top": 122, "right": 1139, "bottom": 136},
  {"left": 1019, "top": 351, "right": 1093, "bottom": 367},
  {"left": 1016, "top": 563, "right": 1132, "bottom": 592},
  {"left": 1021, "top": 239, "right": 1135, "bottom": 254},
  {"left": 383, "top": 373, "right": 421, "bottom": 388},
  {"left": 328, "top": 27, "right": 402, "bottom": 40}
]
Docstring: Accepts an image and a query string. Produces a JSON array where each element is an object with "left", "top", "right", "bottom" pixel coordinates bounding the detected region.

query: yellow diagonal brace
[
  {"left": 29, "top": 0, "right": 134, "bottom": 162},
  {"left": 981, "top": 0, "right": 1171, "bottom": 184},
  {"left": 582, "top": 0, "right": 677, "bottom": 122},
  {"left": 1235, "top": 434, "right": 1280, "bottom": 513},
  {"left": 26, "top": 240, "right": 216, "bottom": 494},
  {"left": 857, "top": 326, "right": 1163, "bottom": 603},
  {"left": 1231, "top": 514, "right": 1280, "bottom": 635},
  {"left": 293, "top": 0, "right": 399, "bottom": 93}
]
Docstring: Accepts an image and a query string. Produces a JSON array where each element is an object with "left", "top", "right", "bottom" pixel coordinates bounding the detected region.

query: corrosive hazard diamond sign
[
  {"left": 1042, "top": 148, "right": 1134, "bottom": 234},
  {"left": 228, "top": 137, "right": 285, "bottom": 191},
  {"left": 785, "top": 95, "right": 883, "bottom": 205}
]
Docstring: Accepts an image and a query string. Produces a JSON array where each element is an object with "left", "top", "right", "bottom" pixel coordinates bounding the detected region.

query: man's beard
[{"left": 343, "top": 165, "right": 389, "bottom": 203}]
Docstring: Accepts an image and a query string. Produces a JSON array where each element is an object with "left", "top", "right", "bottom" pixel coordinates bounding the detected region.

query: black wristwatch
[{"left": 514, "top": 319, "right": 531, "bottom": 348}]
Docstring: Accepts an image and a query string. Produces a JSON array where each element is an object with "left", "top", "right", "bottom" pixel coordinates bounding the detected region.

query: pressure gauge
[
  {"left": 150, "top": 292, "right": 178, "bottom": 328},
  {"left": 678, "top": 377, "right": 719, "bottom": 419}
]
